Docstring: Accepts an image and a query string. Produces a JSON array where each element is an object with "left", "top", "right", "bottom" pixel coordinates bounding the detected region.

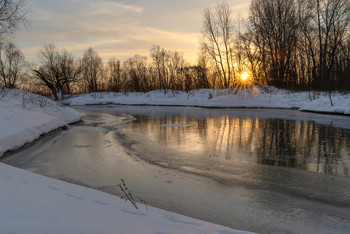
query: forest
[{"left": 0, "top": 0, "right": 349, "bottom": 100}]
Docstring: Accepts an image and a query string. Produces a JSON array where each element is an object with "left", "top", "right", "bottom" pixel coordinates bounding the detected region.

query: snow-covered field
[
  {"left": 0, "top": 89, "right": 249, "bottom": 233},
  {"left": 65, "top": 86, "right": 350, "bottom": 115}
]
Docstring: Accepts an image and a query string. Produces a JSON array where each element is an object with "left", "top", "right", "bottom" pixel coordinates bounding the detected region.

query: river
[{"left": 2, "top": 105, "right": 350, "bottom": 234}]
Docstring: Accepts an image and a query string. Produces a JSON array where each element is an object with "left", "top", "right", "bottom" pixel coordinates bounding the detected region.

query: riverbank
[
  {"left": 0, "top": 89, "right": 83, "bottom": 156},
  {"left": 65, "top": 86, "right": 350, "bottom": 115},
  {"left": 0, "top": 89, "right": 247, "bottom": 233},
  {"left": 0, "top": 162, "right": 249, "bottom": 233}
]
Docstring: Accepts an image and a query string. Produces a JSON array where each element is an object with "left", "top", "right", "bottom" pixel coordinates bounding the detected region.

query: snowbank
[
  {"left": 0, "top": 163, "right": 247, "bottom": 234},
  {"left": 300, "top": 93, "right": 350, "bottom": 115},
  {"left": 0, "top": 89, "right": 83, "bottom": 156},
  {"left": 65, "top": 86, "right": 350, "bottom": 115}
]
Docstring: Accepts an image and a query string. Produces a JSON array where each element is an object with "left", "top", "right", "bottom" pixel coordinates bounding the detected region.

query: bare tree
[
  {"left": 336, "top": 38, "right": 350, "bottom": 91},
  {"left": 239, "top": 31, "right": 263, "bottom": 84},
  {"left": 124, "top": 55, "right": 149, "bottom": 92},
  {"left": 0, "top": 0, "right": 29, "bottom": 41},
  {"left": 33, "top": 44, "right": 81, "bottom": 100},
  {"left": 33, "top": 44, "right": 61, "bottom": 100},
  {"left": 150, "top": 45, "right": 187, "bottom": 90},
  {"left": 81, "top": 47, "right": 103, "bottom": 93},
  {"left": 314, "top": 0, "right": 350, "bottom": 88},
  {"left": 107, "top": 57, "right": 124, "bottom": 92},
  {"left": 167, "top": 50, "right": 185, "bottom": 90},
  {"left": 0, "top": 42, "right": 25, "bottom": 88},
  {"left": 248, "top": 0, "right": 299, "bottom": 87},
  {"left": 295, "top": 0, "right": 350, "bottom": 90},
  {"left": 181, "top": 65, "right": 209, "bottom": 92},
  {"left": 150, "top": 45, "right": 169, "bottom": 90},
  {"left": 201, "top": 0, "right": 235, "bottom": 88},
  {"left": 197, "top": 54, "right": 210, "bottom": 89},
  {"left": 58, "top": 49, "right": 82, "bottom": 94}
]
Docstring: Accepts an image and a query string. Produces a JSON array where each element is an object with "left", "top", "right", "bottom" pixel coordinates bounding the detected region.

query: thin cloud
[
  {"left": 92, "top": 1, "right": 144, "bottom": 14},
  {"left": 14, "top": 0, "right": 250, "bottom": 64}
]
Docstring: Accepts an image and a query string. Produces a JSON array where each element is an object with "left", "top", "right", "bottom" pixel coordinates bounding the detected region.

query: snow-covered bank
[
  {"left": 65, "top": 86, "right": 350, "bottom": 115},
  {"left": 0, "top": 163, "right": 247, "bottom": 234},
  {"left": 300, "top": 94, "right": 350, "bottom": 115},
  {"left": 0, "top": 89, "right": 83, "bottom": 156}
]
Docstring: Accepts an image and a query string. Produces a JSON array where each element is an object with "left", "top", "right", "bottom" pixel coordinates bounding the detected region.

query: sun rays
[{"left": 225, "top": 71, "right": 262, "bottom": 103}]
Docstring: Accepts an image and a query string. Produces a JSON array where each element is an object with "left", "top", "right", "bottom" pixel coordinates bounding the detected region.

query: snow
[
  {"left": 299, "top": 93, "right": 350, "bottom": 115},
  {"left": 0, "top": 163, "right": 248, "bottom": 234},
  {"left": 0, "top": 88, "right": 249, "bottom": 233},
  {"left": 65, "top": 86, "right": 350, "bottom": 115},
  {"left": 0, "top": 89, "right": 83, "bottom": 156}
]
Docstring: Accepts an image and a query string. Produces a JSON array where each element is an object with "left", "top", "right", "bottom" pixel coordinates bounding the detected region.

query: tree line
[
  {"left": 202, "top": 0, "right": 350, "bottom": 91},
  {"left": 20, "top": 44, "right": 210, "bottom": 100},
  {"left": 0, "top": 0, "right": 349, "bottom": 99}
]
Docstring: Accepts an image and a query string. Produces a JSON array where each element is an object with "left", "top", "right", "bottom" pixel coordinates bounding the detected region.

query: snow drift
[{"left": 0, "top": 89, "right": 83, "bottom": 156}]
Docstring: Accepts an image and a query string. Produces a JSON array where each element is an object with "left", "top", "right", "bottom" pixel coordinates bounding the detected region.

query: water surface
[
  {"left": 2, "top": 106, "right": 350, "bottom": 234},
  {"left": 84, "top": 105, "right": 350, "bottom": 177}
]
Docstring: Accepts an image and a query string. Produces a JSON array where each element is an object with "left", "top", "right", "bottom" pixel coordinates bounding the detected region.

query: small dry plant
[{"left": 117, "top": 179, "right": 148, "bottom": 211}]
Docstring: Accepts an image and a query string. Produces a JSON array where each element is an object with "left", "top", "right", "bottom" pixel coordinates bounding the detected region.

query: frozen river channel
[{"left": 2, "top": 105, "right": 350, "bottom": 234}]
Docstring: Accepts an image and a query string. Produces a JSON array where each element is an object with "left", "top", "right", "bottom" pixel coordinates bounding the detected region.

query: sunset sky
[{"left": 14, "top": 0, "right": 250, "bottom": 64}]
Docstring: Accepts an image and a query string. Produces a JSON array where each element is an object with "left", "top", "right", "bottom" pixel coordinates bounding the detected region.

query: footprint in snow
[
  {"left": 93, "top": 200, "right": 108, "bottom": 205},
  {"left": 66, "top": 194, "right": 86, "bottom": 200},
  {"left": 2, "top": 174, "right": 14, "bottom": 179},
  {"left": 164, "top": 216, "right": 202, "bottom": 227},
  {"left": 121, "top": 208, "right": 148, "bottom": 217},
  {"left": 47, "top": 186, "right": 60, "bottom": 192}
]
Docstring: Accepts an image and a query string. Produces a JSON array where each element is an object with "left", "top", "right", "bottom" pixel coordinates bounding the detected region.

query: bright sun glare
[{"left": 241, "top": 72, "right": 249, "bottom": 81}]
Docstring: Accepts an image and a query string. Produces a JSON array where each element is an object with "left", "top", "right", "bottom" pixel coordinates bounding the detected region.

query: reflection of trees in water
[
  {"left": 316, "top": 127, "right": 347, "bottom": 176},
  {"left": 129, "top": 114, "right": 204, "bottom": 147},
  {"left": 257, "top": 119, "right": 299, "bottom": 168},
  {"left": 253, "top": 119, "right": 349, "bottom": 176},
  {"left": 129, "top": 114, "right": 350, "bottom": 176}
]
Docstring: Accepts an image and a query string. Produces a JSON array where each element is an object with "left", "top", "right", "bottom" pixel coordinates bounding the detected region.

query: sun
[{"left": 241, "top": 72, "right": 249, "bottom": 81}]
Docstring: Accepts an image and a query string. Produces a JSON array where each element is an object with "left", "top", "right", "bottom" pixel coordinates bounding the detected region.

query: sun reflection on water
[{"left": 128, "top": 112, "right": 350, "bottom": 177}]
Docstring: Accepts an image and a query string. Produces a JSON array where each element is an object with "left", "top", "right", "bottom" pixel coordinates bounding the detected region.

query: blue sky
[{"left": 14, "top": 0, "right": 250, "bottom": 63}]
